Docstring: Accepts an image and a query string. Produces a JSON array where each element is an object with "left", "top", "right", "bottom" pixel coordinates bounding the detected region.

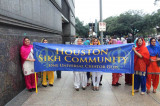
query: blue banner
[{"left": 33, "top": 43, "right": 134, "bottom": 73}]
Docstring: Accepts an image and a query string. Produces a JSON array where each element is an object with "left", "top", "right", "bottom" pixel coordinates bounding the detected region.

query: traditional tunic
[
  {"left": 146, "top": 41, "right": 160, "bottom": 90},
  {"left": 23, "top": 49, "right": 34, "bottom": 76},
  {"left": 20, "top": 40, "right": 38, "bottom": 90},
  {"left": 134, "top": 38, "right": 150, "bottom": 92}
]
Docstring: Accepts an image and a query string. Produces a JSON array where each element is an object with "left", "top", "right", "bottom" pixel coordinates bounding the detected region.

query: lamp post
[{"left": 100, "top": 0, "right": 103, "bottom": 44}]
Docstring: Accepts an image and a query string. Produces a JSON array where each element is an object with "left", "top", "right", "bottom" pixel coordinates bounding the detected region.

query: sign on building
[{"left": 99, "top": 22, "right": 106, "bottom": 31}]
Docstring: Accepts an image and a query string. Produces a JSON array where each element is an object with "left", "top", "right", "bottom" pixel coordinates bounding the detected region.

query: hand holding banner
[{"left": 33, "top": 43, "right": 134, "bottom": 74}]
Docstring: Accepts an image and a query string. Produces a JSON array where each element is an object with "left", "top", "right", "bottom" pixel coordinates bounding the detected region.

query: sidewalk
[{"left": 6, "top": 71, "right": 160, "bottom": 106}]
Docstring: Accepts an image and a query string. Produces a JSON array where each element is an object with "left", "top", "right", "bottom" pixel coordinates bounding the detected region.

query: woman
[
  {"left": 91, "top": 38, "right": 103, "bottom": 91},
  {"left": 20, "top": 37, "right": 38, "bottom": 92},
  {"left": 146, "top": 38, "right": 160, "bottom": 93},
  {"left": 74, "top": 38, "right": 87, "bottom": 91},
  {"left": 41, "top": 38, "right": 54, "bottom": 87},
  {"left": 133, "top": 38, "right": 150, "bottom": 95},
  {"left": 111, "top": 39, "right": 121, "bottom": 86}
]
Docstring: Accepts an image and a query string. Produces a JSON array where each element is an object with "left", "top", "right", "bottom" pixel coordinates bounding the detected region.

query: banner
[{"left": 33, "top": 43, "right": 134, "bottom": 73}]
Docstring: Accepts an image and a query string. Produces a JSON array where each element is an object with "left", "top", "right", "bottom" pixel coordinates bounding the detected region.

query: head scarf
[
  {"left": 41, "top": 38, "right": 46, "bottom": 43},
  {"left": 20, "top": 38, "right": 33, "bottom": 65},
  {"left": 147, "top": 39, "right": 160, "bottom": 57},
  {"left": 121, "top": 37, "right": 127, "bottom": 44},
  {"left": 76, "top": 38, "right": 83, "bottom": 45},
  {"left": 74, "top": 38, "right": 78, "bottom": 45},
  {"left": 134, "top": 38, "right": 138, "bottom": 47},
  {"left": 134, "top": 38, "right": 150, "bottom": 65},
  {"left": 84, "top": 40, "right": 90, "bottom": 45}
]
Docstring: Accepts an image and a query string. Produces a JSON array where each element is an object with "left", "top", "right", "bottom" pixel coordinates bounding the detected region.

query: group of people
[
  {"left": 20, "top": 37, "right": 61, "bottom": 92},
  {"left": 20, "top": 36, "right": 160, "bottom": 95},
  {"left": 73, "top": 38, "right": 103, "bottom": 91}
]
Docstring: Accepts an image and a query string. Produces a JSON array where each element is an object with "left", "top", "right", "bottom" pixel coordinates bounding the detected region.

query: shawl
[
  {"left": 147, "top": 40, "right": 160, "bottom": 57},
  {"left": 20, "top": 38, "right": 33, "bottom": 65},
  {"left": 134, "top": 38, "right": 150, "bottom": 65}
]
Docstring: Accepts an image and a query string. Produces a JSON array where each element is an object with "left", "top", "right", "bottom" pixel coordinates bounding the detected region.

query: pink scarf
[
  {"left": 117, "top": 40, "right": 123, "bottom": 44},
  {"left": 20, "top": 38, "right": 33, "bottom": 65}
]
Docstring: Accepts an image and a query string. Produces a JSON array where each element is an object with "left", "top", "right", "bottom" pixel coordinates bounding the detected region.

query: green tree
[
  {"left": 103, "top": 10, "right": 156, "bottom": 40},
  {"left": 75, "top": 17, "right": 89, "bottom": 38}
]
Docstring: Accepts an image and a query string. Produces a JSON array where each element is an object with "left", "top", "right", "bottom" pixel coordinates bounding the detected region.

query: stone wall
[
  {"left": 0, "top": 24, "right": 62, "bottom": 106},
  {"left": 0, "top": 0, "right": 75, "bottom": 105}
]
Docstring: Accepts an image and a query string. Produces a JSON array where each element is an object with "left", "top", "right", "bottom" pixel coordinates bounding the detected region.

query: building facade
[{"left": 0, "top": 0, "right": 75, "bottom": 105}]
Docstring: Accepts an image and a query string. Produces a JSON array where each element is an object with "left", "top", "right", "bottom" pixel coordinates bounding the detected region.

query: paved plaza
[{"left": 6, "top": 71, "right": 160, "bottom": 106}]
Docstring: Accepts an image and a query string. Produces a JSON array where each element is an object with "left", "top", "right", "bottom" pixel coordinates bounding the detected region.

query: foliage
[
  {"left": 103, "top": 10, "right": 160, "bottom": 39},
  {"left": 75, "top": 17, "right": 89, "bottom": 38},
  {"left": 76, "top": 9, "right": 160, "bottom": 39}
]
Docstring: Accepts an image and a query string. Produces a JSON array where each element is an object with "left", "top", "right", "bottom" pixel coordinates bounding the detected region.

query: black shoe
[
  {"left": 49, "top": 84, "right": 53, "bottom": 86},
  {"left": 75, "top": 88, "right": 79, "bottom": 91},
  {"left": 28, "top": 89, "right": 32, "bottom": 92},
  {"left": 128, "top": 83, "right": 132, "bottom": 86},
  {"left": 112, "top": 84, "right": 119, "bottom": 86},
  {"left": 99, "top": 83, "right": 102, "bottom": 86},
  {"left": 116, "top": 83, "right": 121, "bottom": 85},
  {"left": 125, "top": 83, "right": 132, "bottom": 86},
  {"left": 42, "top": 85, "right": 47, "bottom": 87},
  {"left": 32, "top": 88, "right": 36, "bottom": 91},
  {"left": 82, "top": 87, "right": 86, "bottom": 90}
]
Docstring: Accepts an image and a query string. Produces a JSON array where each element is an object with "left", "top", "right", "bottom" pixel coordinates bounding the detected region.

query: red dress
[{"left": 146, "top": 56, "right": 160, "bottom": 90}]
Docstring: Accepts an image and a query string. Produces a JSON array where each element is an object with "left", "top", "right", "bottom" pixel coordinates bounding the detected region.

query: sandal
[
  {"left": 141, "top": 92, "right": 145, "bottom": 95},
  {"left": 147, "top": 90, "right": 150, "bottom": 94},
  {"left": 153, "top": 89, "right": 156, "bottom": 93},
  {"left": 134, "top": 89, "right": 139, "bottom": 92},
  {"left": 93, "top": 86, "right": 96, "bottom": 91},
  {"left": 96, "top": 87, "right": 99, "bottom": 91}
]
